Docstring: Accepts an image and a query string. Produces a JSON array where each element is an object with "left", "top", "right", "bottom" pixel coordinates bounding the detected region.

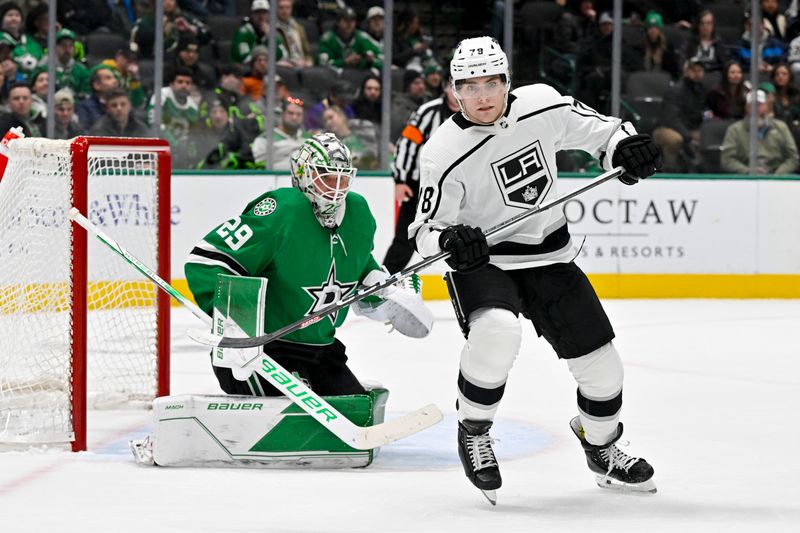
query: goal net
[{"left": 0, "top": 137, "right": 171, "bottom": 451}]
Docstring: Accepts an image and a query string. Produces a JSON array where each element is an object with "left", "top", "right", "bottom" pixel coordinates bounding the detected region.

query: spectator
[
  {"left": 89, "top": 87, "right": 150, "bottom": 137},
  {"left": 77, "top": 65, "right": 120, "bottom": 131},
  {"left": 734, "top": 12, "right": 786, "bottom": 74},
  {"left": 762, "top": 0, "right": 788, "bottom": 41},
  {"left": 52, "top": 88, "right": 82, "bottom": 139},
  {"left": 0, "top": 2, "right": 42, "bottom": 78},
  {"left": 276, "top": 0, "right": 313, "bottom": 67},
  {"left": 57, "top": 0, "right": 123, "bottom": 36},
  {"left": 101, "top": 47, "right": 146, "bottom": 109},
  {"left": 322, "top": 104, "right": 377, "bottom": 169},
  {"left": 391, "top": 69, "right": 426, "bottom": 140},
  {"left": 305, "top": 79, "right": 354, "bottom": 131},
  {"left": 679, "top": 9, "right": 729, "bottom": 73},
  {"left": 576, "top": 11, "right": 638, "bottom": 111},
  {"left": 54, "top": 29, "right": 91, "bottom": 99},
  {"left": 0, "top": 81, "right": 42, "bottom": 136},
  {"left": 553, "top": 0, "right": 597, "bottom": 54},
  {"left": 253, "top": 96, "right": 309, "bottom": 169},
  {"left": 147, "top": 66, "right": 200, "bottom": 168},
  {"left": 653, "top": 59, "right": 707, "bottom": 172},
  {"left": 423, "top": 62, "right": 443, "bottom": 101},
  {"left": 198, "top": 94, "right": 263, "bottom": 170},
  {"left": 721, "top": 89, "right": 799, "bottom": 174},
  {"left": 199, "top": 64, "right": 246, "bottom": 122},
  {"left": 231, "top": 0, "right": 289, "bottom": 65},
  {"left": 706, "top": 60, "right": 747, "bottom": 120},
  {"left": 28, "top": 68, "right": 46, "bottom": 119},
  {"left": 351, "top": 74, "right": 382, "bottom": 124},
  {"left": 1, "top": 54, "right": 22, "bottom": 101},
  {"left": 393, "top": 8, "right": 434, "bottom": 71},
  {"left": 196, "top": 97, "right": 233, "bottom": 168},
  {"left": 363, "top": 6, "right": 384, "bottom": 51},
  {"left": 174, "top": 34, "right": 216, "bottom": 92},
  {"left": 633, "top": 11, "right": 680, "bottom": 80},
  {"left": 18, "top": 3, "right": 48, "bottom": 75},
  {"left": 131, "top": 0, "right": 212, "bottom": 58},
  {"left": 242, "top": 45, "right": 270, "bottom": 101},
  {"left": 318, "top": 6, "right": 383, "bottom": 72},
  {"left": 770, "top": 62, "right": 800, "bottom": 144}
]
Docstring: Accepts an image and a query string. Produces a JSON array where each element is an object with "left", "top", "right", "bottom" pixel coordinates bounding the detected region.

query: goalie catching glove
[{"left": 352, "top": 268, "right": 433, "bottom": 338}]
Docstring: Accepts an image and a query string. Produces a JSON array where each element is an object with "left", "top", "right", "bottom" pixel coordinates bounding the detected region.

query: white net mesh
[{"left": 0, "top": 138, "right": 165, "bottom": 445}]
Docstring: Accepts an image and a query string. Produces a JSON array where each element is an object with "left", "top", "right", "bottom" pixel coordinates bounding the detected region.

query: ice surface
[{"left": 1, "top": 300, "right": 799, "bottom": 532}]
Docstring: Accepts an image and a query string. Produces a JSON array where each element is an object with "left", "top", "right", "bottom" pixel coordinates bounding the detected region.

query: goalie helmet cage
[{"left": 0, "top": 136, "right": 171, "bottom": 451}]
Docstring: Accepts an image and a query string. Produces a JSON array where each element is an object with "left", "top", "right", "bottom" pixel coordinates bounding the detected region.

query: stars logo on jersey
[
  {"left": 302, "top": 261, "right": 358, "bottom": 325},
  {"left": 253, "top": 197, "right": 277, "bottom": 216},
  {"left": 490, "top": 140, "right": 553, "bottom": 209}
]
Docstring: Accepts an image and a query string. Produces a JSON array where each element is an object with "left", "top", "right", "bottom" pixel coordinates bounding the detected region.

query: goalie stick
[
  {"left": 188, "top": 166, "right": 625, "bottom": 350},
  {"left": 68, "top": 207, "right": 443, "bottom": 450}
]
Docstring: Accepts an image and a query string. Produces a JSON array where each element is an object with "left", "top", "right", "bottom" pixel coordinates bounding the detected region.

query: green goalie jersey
[{"left": 185, "top": 187, "right": 381, "bottom": 346}]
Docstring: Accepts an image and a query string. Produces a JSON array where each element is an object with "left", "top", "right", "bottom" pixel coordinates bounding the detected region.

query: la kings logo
[{"left": 490, "top": 140, "right": 553, "bottom": 209}]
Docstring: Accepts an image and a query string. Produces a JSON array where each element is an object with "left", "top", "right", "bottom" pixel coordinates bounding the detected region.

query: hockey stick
[
  {"left": 68, "top": 208, "right": 443, "bottom": 450},
  {"left": 189, "top": 166, "right": 624, "bottom": 350}
]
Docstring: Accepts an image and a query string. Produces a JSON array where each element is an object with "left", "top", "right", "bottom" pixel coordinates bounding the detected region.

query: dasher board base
[{"left": 149, "top": 388, "right": 389, "bottom": 468}]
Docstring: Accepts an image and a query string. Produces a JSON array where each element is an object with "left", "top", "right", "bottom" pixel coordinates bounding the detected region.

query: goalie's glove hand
[
  {"left": 438, "top": 224, "right": 489, "bottom": 273},
  {"left": 353, "top": 270, "right": 433, "bottom": 338},
  {"left": 612, "top": 134, "right": 662, "bottom": 185}
]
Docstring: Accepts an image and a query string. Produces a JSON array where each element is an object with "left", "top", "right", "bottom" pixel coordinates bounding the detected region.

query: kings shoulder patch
[{"left": 253, "top": 197, "right": 277, "bottom": 216}]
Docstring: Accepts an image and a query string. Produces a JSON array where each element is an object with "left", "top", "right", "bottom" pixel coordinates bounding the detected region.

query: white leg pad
[
  {"left": 458, "top": 308, "right": 521, "bottom": 421},
  {"left": 136, "top": 394, "right": 379, "bottom": 468},
  {"left": 567, "top": 342, "right": 624, "bottom": 445}
]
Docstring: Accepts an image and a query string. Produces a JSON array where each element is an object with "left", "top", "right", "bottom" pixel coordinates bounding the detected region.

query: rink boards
[{"left": 167, "top": 173, "right": 800, "bottom": 299}]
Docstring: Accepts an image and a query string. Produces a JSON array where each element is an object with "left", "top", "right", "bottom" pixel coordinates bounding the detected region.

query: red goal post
[{"left": 0, "top": 136, "right": 171, "bottom": 451}]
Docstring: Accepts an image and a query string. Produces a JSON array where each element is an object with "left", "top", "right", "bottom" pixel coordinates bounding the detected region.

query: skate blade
[
  {"left": 595, "top": 474, "right": 657, "bottom": 494},
  {"left": 481, "top": 490, "right": 497, "bottom": 505}
]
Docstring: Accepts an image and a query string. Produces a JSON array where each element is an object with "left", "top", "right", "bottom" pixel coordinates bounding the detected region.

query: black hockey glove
[
  {"left": 612, "top": 134, "right": 663, "bottom": 185},
  {"left": 438, "top": 224, "right": 490, "bottom": 273}
]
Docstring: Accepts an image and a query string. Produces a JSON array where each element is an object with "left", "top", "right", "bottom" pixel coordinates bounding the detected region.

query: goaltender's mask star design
[{"left": 302, "top": 261, "right": 358, "bottom": 325}]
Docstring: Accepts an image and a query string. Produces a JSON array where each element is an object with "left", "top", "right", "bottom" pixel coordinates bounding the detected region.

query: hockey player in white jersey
[{"left": 409, "top": 37, "right": 662, "bottom": 504}]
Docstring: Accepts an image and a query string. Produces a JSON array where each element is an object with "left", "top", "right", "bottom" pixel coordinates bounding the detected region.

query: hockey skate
[
  {"left": 570, "top": 416, "right": 656, "bottom": 493},
  {"left": 458, "top": 419, "right": 501, "bottom": 505}
]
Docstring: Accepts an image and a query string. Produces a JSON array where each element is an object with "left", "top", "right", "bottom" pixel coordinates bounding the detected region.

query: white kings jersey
[{"left": 409, "top": 83, "right": 636, "bottom": 270}]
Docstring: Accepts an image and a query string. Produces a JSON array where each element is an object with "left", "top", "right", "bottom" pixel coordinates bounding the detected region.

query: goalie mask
[
  {"left": 290, "top": 133, "right": 357, "bottom": 228},
  {"left": 450, "top": 36, "right": 511, "bottom": 124}
]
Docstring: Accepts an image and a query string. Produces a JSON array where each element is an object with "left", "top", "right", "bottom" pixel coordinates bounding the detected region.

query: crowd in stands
[
  {"left": 0, "top": 0, "right": 798, "bottom": 174},
  {"left": 0, "top": 0, "right": 454, "bottom": 171},
  {"left": 545, "top": 0, "right": 800, "bottom": 174}
]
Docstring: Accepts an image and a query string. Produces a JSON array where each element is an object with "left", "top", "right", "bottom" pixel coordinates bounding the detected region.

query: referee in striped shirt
[{"left": 383, "top": 68, "right": 459, "bottom": 273}]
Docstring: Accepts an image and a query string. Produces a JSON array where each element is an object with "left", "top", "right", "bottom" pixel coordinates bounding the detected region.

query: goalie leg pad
[
  {"left": 139, "top": 389, "right": 389, "bottom": 468},
  {"left": 458, "top": 307, "right": 521, "bottom": 421},
  {"left": 566, "top": 342, "right": 624, "bottom": 446}
]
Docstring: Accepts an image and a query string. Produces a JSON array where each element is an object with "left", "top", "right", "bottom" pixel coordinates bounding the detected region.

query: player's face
[
  {"left": 457, "top": 75, "right": 505, "bottom": 124},
  {"left": 310, "top": 167, "right": 351, "bottom": 202}
]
